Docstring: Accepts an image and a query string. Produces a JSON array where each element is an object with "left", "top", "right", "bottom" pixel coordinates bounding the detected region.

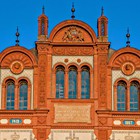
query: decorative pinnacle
[
  {"left": 15, "top": 26, "right": 20, "bottom": 46},
  {"left": 101, "top": 6, "right": 104, "bottom": 16},
  {"left": 126, "top": 28, "right": 130, "bottom": 47},
  {"left": 42, "top": 5, "right": 45, "bottom": 14},
  {"left": 71, "top": 3, "right": 75, "bottom": 19}
]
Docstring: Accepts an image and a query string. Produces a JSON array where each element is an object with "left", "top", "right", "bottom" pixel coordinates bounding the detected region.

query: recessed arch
[
  {"left": 0, "top": 46, "right": 37, "bottom": 68},
  {"left": 49, "top": 19, "right": 97, "bottom": 43},
  {"left": 109, "top": 47, "right": 140, "bottom": 68}
]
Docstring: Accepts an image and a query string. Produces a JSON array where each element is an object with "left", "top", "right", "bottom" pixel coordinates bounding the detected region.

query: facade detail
[{"left": 0, "top": 6, "right": 140, "bottom": 140}]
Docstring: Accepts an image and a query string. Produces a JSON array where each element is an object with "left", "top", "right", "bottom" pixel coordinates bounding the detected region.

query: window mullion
[
  {"left": 127, "top": 84, "right": 130, "bottom": 111},
  {"left": 15, "top": 84, "right": 19, "bottom": 110}
]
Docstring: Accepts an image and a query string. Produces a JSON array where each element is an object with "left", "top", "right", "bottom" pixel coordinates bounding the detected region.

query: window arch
[
  {"left": 19, "top": 80, "right": 28, "bottom": 110},
  {"left": 81, "top": 66, "right": 90, "bottom": 99},
  {"left": 130, "top": 81, "right": 139, "bottom": 111},
  {"left": 117, "top": 81, "right": 127, "bottom": 111},
  {"left": 6, "top": 80, "right": 15, "bottom": 110},
  {"left": 68, "top": 66, "right": 77, "bottom": 99},
  {"left": 2, "top": 77, "right": 31, "bottom": 110},
  {"left": 56, "top": 66, "right": 65, "bottom": 98}
]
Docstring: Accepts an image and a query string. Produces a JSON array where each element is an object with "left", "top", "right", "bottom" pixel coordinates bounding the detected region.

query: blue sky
[{"left": 0, "top": 0, "right": 139, "bottom": 51}]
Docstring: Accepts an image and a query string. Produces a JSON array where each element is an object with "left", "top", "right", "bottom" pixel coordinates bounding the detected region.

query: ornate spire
[
  {"left": 15, "top": 26, "right": 20, "bottom": 46},
  {"left": 126, "top": 28, "right": 130, "bottom": 47},
  {"left": 42, "top": 5, "right": 45, "bottom": 14},
  {"left": 101, "top": 6, "right": 104, "bottom": 16},
  {"left": 71, "top": 3, "right": 75, "bottom": 19}
]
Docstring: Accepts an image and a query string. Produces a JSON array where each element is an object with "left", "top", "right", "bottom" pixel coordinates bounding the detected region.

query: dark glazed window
[
  {"left": 56, "top": 67, "right": 64, "bottom": 98},
  {"left": 117, "top": 81, "right": 126, "bottom": 111},
  {"left": 81, "top": 67, "right": 90, "bottom": 99},
  {"left": 69, "top": 67, "right": 77, "bottom": 99},
  {"left": 19, "top": 81, "right": 28, "bottom": 110},
  {"left": 101, "top": 20, "right": 105, "bottom": 36},
  {"left": 130, "top": 81, "right": 139, "bottom": 111},
  {"left": 41, "top": 18, "right": 45, "bottom": 35},
  {"left": 6, "top": 81, "right": 15, "bottom": 110}
]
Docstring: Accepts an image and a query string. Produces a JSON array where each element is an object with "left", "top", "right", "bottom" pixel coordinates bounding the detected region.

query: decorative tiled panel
[
  {"left": 0, "top": 69, "right": 34, "bottom": 109},
  {"left": 0, "top": 129, "right": 36, "bottom": 140},
  {"left": 112, "top": 70, "right": 140, "bottom": 84},
  {"left": 110, "top": 130, "right": 140, "bottom": 140},
  {"left": 112, "top": 70, "right": 140, "bottom": 109},
  {"left": 52, "top": 56, "right": 93, "bottom": 68},
  {"left": 48, "top": 129, "right": 95, "bottom": 140}
]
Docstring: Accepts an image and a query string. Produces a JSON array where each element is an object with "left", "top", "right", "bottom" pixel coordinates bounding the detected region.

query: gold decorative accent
[
  {"left": 121, "top": 62, "right": 135, "bottom": 76},
  {"left": 10, "top": 61, "right": 24, "bottom": 74}
]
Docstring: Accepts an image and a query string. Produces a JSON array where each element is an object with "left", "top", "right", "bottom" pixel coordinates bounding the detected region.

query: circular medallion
[
  {"left": 10, "top": 61, "right": 24, "bottom": 74},
  {"left": 121, "top": 62, "right": 135, "bottom": 76}
]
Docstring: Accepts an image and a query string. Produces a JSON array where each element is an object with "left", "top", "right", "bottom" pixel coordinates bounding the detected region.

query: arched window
[
  {"left": 56, "top": 66, "right": 64, "bottom": 98},
  {"left": 6, "top": 80, "right": 15, "bottom": 110},
  {"left": 81, "top": 67, "right": 90, "bottom": 99},
  {"left": 117, "top": 81, "right": 126, "bottom": 111},
  {"left": 41, "top": 18, "right": 45, "bottom": 35},
  {"left": 68, "top": 66, "right": 77, "bottom": 99},
  {"left": 130, "top": 81, "right": 139, "bottom": 111},
  {"left": 101, "top": 20, "right": 105, "bottom": 36},
  {"left": 19, "top": 80, "right": 28, "bottom": 110}
]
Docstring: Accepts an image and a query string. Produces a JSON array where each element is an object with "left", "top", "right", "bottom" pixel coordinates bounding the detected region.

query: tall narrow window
[
  {"left": 41, "top": 18, "right": 45, "bottom": 35},
  {"left": 130, "top": 81, "right": 139, "bottom": 111},
  {"left": 81, "top": 67, "right": 90, "bottom": 99},
  {"left": 6, "top": 81, "right": 15, "bottom": 110},
  {"left": 69, "top": 67, "right": 77, "bottom": 99},
  {"left": 117, "top": 81, "right": 126, "bottom": 111},
  {"left": 101, "top": 20, "right": 105, "bottom": 36},
  {"left": 56, "top": 67, "right": 64, "bottom": 98},
  {"left": 19, "top": 81, "right": 28, "bottom": 110}
]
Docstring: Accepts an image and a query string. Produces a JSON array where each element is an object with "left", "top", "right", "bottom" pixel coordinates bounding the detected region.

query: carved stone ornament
[
  {"left": 62, "top": 26, "right": 84, "bottom": 42},
  {"left": 10, "top": 61, "right": 24, "bottom": 74},
  {"left": 125, "top": 134, "right": 134, "bottom": 140},
  {"left": 11, "top": 132, "right": 20, "bottom": 140},
  {"left": 121, "top": 62, "right": 135, "bottom": 76}
]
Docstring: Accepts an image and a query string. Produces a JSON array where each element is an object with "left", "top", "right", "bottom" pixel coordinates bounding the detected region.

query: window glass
[
  {"left": 101, "top": 20, "right": 105, "bottom": 36},
  {"left": 69, "top": 68, "right": 77, "bottom": 99},
  {"left": 56, "top": 68, "right": 64, "bottom": 98},
  {"left": 19, "top": 81, "right": 28, "bottom": 110},
  {"left": 41, "top": 18, "right": 45, "bottom": 35},
  {"left": 117, "top": 82, "right": 126, "bottom": 111},
  {"left": 130, "top": 82, "right": 139, "bottom": 111},
  {"left": 81, "top": 69, "right": 90, "bottom": 99},
  {"left": 6, "top": 81, "right": 15, "bottom": 110}
]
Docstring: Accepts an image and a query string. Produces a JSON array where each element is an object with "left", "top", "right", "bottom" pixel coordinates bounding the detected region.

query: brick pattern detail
[
  {"left": 0, "top": 69, "right": 33, "bottom": 109},
  {"left": 38, "top": 54, "right": 47, "bottom": 107},
  {"left": 99, "top": 55, "right": 107, "bottom": 108},
  {"left": 52, "top": 56, "right": 93, "bottom": 67},
  {"left": 38, "top": 129, "right": 46, "bottom": 140},
  {"left": 98, "top": 130, "right": 107, "bottom": 140}
]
